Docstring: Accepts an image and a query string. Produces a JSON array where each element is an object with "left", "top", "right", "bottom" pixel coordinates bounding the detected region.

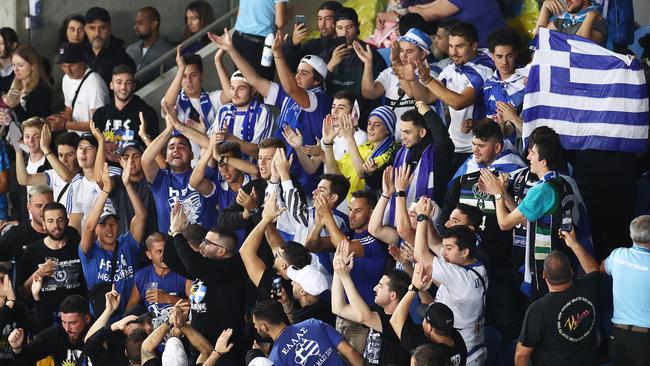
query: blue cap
[
  {"left": 368, "top": 106, "right": 397, "bottom": 137},
  {"left": 397, "top": 28, "right": 432, "bottom": 53}
]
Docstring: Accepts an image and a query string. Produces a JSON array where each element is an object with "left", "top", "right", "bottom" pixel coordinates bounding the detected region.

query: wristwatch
[
  {"left": 396, "top": 191, "right": 407, "bottom": 197},
  {"left": 417, "top": 214, "right": 428, "bottom": 222},
  {"left": 494, "top": 193, "right": 503, "bottom": 201},
  {"left": 408, "top": 283, "right": 419, "bottom": 292}
]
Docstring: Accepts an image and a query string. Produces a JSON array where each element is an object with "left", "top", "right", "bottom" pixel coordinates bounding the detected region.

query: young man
[
  {"left": 127, "top": 232, "right": 191, "bottom": 329},
  {"left": 83, "top": 7, "right": 136, "bottom": 85},
  {"left": 535, "top": 0, "right": 607, "bottom": 45},
  {"left": 125, "top": 6, "right": 175, "bottom": 86},
  {"left": 413, "top": 217, "right": 488, "bottom": 365},
  {"left": 332, "top": 242, "right": 411, "bottom": 365},
  {"left": 48, "top": 42, "right": 109, "bottom": 133},
  {"left": 409, "top": 22, "right": 495, "bottom": 171},
  {"left": 481, "top": 128, "right": 586, "bottom": 300},
  {"left": 92, "top": 65, "right": 160, "bottom": 149},
  {"left": 8, "top": 295, "right": 93, "bottom": 365},
  {"left": 16, "top": 127, "right": 80, "bottom": 205},
  {"left": 252, "top": 300, "right": 363, "bottom": 366},
  {"left": 168, "top": 205, "right": 247, "bottom": 365},
  {"left": 284, "top": 1, "right": 343, "bottom": 71},
  {"left": 79, "top": 162, "right": 147, "bottom": 319},
  {"left": 283, "top": 262, "right": 334, "bottom": 325},
  {"left": 141, "top": 114, "right": 218, "bottom": 233},
  {"left": 208, "top": 70, "right": 274, "bottom": 159},
  {"left": 211, "top": 27, "right": 332, "bottom": 193},
  {"left": 19, "top": 203, "right": 86, "bottom": 332}
]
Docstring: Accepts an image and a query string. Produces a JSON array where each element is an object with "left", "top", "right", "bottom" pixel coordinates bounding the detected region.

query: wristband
[
  {"left": 322, "top": 140, "right": 333, "bottom": 146},
  {"left": 423, "top": 78, "right": 433, "bottom": 86},
  {"left": 416, "top": 214, "right": 428, "bottom": 222},
  {"left": 381, "top": 194, "right": 390, "bottom": 200},
  {"left": 45, "top": 151, "right": 53, "bottom": 156},
  {"left": 396, "top": 191, "right": 407, "bottom": 197},
  {"left": 101, "top": 189, "right": 110, "bottom": 194}
]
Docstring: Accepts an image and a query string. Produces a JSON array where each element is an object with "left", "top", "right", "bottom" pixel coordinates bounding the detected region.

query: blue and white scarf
[
  {"left": 177, "top": 89, "right": 215, "bottom": 129},
  {"left": 219, "top": 97, "right": 261, "bottom": 143},
  {"left": 551, "top": 5, "right": 601, "bottom": 27},
  {"left": 450, "top": 141, "right": 526, "bottom": 184}
]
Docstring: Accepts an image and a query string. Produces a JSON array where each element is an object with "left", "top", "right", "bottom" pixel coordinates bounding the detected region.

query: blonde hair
[
  {"left": 10, "top": 45, "right": 50, "bottom": 93},
  {"left": 21, "top": 117, "right": 45, "bottom": 132}
]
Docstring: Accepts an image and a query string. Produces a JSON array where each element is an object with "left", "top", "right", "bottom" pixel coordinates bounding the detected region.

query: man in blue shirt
[
  {"left": 141, "top": 113, "right": 218, "bottom": 232},
  {"left": 252, "top": 300, "right": 362, "bottom": 366},
  {"left": 79, "top": 161, "right": 147, "bottom": 319},
  {"left": 211, "top": 28, "right": 332, "bottom": 194}
]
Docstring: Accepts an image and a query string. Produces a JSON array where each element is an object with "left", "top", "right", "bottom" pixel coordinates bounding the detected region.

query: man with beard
[
  {"left": 126, "top": 7, "right": 174, "bottom": 86},
  {"left": 92, "top": 65, "right": 159, "bottom": 152},
  {"left": 127, "top": 232, "right": 191, "bottom": 329},
  {"left": 19, "top": 203, "right": 86, "bottom": 332},
  {"left": 47, "top": 41, "right": 109, "bottom": 133},
  {"left": 535, "top": 0, "right": 607, "bottom": 46},
  {"left": 8, "top": 295, "right": 93, "bottom": 365},
  {"left": 83, "top": 7, "right": 136, "bottom": 85},
  {"left": 207, "top": 70, "right": 274, "bottom": 160},
  {"left": 79, "top": 161, "right": 147, "bottom": 320}
]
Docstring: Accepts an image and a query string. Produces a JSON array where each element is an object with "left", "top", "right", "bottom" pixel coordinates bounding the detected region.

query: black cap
[
  {"left": 85, "top": 7, "right": 111, "bottom": 23},
  {"left": 116, "top": 140, "right": 144, "bottom": 156},
  {"left": 78, "top": 133, "right": 98, "bottom": 149},
  {"left": 417, "top": 302, "right": 455, "bottom": 333},
  {"left": 56, "top": 42, "right": 85, "bottom": 64},
  {"left": 335, "top": 7, "right": 359, "bottom": 25},
  {"left": 123, "top": 305, "right": 152, "bottom": 324}
]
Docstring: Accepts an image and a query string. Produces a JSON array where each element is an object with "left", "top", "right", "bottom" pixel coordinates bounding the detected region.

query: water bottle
[{"left": 261, "top": 33, "right": 275, "bottom": 67}]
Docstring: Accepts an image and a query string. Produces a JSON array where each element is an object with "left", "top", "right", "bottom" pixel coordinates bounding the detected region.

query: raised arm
[
  {"left": 209, "top": 30, "right": 271, "bottom": 97},
  {"left": 14, "top": 146, "right": 46, "bottom": 186},
  {"left": 275, "top": 1, "right": 288, "bottom": 30},
  {"left": 394, "top": 165, "right": 415, "bottom": 244},
  {"left": 123, "top": 157, "right": 147, "bottom": 243},
  {"left": 407, "top": 0, "right": 459, "bottom": 21},
  {"left": 80, "top": 164, "right": 112, "bottom": 255},
  {"left": 189, "top": 135, "right": 218, "bottom": 196},
  {"left": 282, "top": 126, "right": 322, "bottom": 175},
  {"left": 142, "top": 113, "right": 173, "bottom": 183},
  {"left": 353, "top": 41, "right": 386, "bottom": 100},
  {"left": 321, "top": 115, "right": 341, "bottom": 174},
  {"left": 315, "top": 196, "right": 364, "bottom": 256},
  {"left": 162, "top": 46, "right": 187, "bottom": 110},
  {"left": 414, "top": 197, "right": 436, "bottom": 264},
  {"left": 368, "top": 167, "right": 400, "bottom": 245},
  {"left": 138, "top": 112, "right": 167, "bottom": 169},
  {"left": 90, "top": 121, "right": 106, "bottom": 187},
  {"left": 559, "top": 227, "right": 600, "bottom": 274},
  {"left": 340, "top": 115, "right": 366, "bottom": 178},
  {"left": 213, "top": 49, "right": 232, "bottom": 102},
  {"left": 272, "top": 30, "right": 312, "bottom": 108},
  {"left": 84, "top": 290, "right": 120, "bottom": 342},
  {"left": 40, "top": 125, "right": 75, "bottom": 182},
  {"left": 141, "top": 322, "right": 171, "bottom": 364}
]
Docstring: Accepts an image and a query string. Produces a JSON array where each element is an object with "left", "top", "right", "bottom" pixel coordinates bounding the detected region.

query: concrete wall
[{"left": 633, "top": 0, "right": 649, "bottom": 27}]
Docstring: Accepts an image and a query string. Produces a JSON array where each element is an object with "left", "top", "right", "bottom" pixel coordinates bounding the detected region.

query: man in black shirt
[
  {"left": 9, "top": 295, "right": 93, "bottom": 365},
  {"left": 282, "top": 262, "right": 334, "bottom": 326},
  {"left": 19, "top": 202, "right": 86, "bottom": 332},
  {"left": 83, "top": 7, "right": 136, "bottom": 85},
  {"left": 332, "top": 242, "right": 412, "bottom": 366},
  {"left": 168, "top": 201, "right": 246, "bottom": 365},
  {"left": 390, "top": 263, "right": 467, "bottom": 366}
]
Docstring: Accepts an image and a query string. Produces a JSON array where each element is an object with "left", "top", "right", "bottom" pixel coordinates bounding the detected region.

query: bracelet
[
  {"left": 212, "top": 350, "right": 223, "bottom": 356},
  {"left": 273, "top": 55, "right": 284, "bottom": 59},
  {"left": 269, "top": 180, "right": 280, "bottom": 185},
  {"left": 381, "top": 194, "right": 390, "bottom": 199},
  {"left": 322, "top": 140, "right": 333, "bottom": 146},
  {"left": 423, "top": 78, "right": 433, "bottom": 86},
  {"left": 45, "top": 151, "right": 53, "bottom": 156},
  {"left": 101, "top": 189, "right": 110, "bottom": 194}
]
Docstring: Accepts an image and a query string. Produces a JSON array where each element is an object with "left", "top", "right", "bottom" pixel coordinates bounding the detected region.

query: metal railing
[{"left": 135, "top": 6, "right": 239, "bottom": 82}]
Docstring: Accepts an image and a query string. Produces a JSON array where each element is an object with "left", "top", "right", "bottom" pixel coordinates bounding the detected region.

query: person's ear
[
  {"left": 495, "top": 141, "right": 503, "bottom": 155},
  {"left": 145, "top": 250, "right": 153, "bottom": 260},
  {"left": 418, "top": 127, "right": 427, "bottom": 138}
]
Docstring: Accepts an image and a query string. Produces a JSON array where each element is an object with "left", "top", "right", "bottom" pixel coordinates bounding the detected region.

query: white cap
[
  {"left": 287, "top": 264, "right": 330, "bottom": 296},
  {"left": 249, "top": 357, "right": 274, "bottom": 366},
  {"left": 231, "top": 70, "right": 249, "bottom": 84},
  {"left": 162, "top": 337, "right": 188, "bottom": 366},
  {"left": 299, "top": 55, "right": 328, "bottom": 79}
]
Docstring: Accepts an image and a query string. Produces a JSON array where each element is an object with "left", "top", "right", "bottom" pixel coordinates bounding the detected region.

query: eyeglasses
[{"left": 201, "top": 238, "right": 229, "bottom": 254}]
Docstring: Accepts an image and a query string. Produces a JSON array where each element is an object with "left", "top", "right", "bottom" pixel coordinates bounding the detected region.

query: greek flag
[{"left": 522, "top": 28, "right": 649, "bottom": 153}]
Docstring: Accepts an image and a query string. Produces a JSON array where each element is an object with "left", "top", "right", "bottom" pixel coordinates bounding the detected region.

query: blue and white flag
[
  {"left": 450, "top": 140, "right": 527, "bottom": 184},
  {"left": 522, "top": 28, "right": 649, "bottom": 153}
]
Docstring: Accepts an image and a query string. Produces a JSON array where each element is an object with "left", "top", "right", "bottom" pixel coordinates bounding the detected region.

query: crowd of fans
[{"left": 0, "top": 0, "right": 648, "bottom": 365}]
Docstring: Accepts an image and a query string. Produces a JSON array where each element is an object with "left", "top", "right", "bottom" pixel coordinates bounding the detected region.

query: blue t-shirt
[
  {"left": 448, "top": 0, "right": 506, "bottom": 47},
  {"left": 78, "top": 232, "right": 141, "bottom": 318},
  {"left": 265, "top": 82, "right": 331, "bottom": 194},
  {"left": 269, "top": 319, "right": 347, "bottom": 366},
  {"left": 604, "top": 245, "right": 650, "bottom": 328},
  {"left": 349, "top": 231, "right": 388, "bottom": 306},
  {"left": 234, "top": 0, "right": 288, "bottom": 37},
  {"left": 134, "top": 265, "right": 188, "bottom": 328},
  {"left": 150, "top": 168, "right": 219, "bottom": 233},
  {"left": 518, "top": 182, "right": 558, "bottom": 222}
]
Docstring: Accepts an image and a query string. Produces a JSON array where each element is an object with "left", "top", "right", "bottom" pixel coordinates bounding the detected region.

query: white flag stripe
[
  {"left": 533, "top": 50, "right": 644, "bottom": 85},
  {"left": 525, "top": 118, "right": 649, "bottom": 140},
  {"left": 533, "top": 49, "right": 571, "bottom": 67},
  {"left": 567, "top": 38, "right": 635, "bottom": 66},
  {"left": 523, "top": 91, "right": 649, "bottom": 113}
]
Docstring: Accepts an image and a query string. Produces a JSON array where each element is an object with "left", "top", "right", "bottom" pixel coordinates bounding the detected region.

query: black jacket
[{"left": 84, "top": 36, "right": 136, "bottom": 85}]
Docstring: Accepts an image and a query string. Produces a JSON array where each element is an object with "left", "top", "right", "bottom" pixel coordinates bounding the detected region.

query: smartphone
[
  {"left": 188, "top": 108, "right": 200, "bottom": 122},
  {"left": 561, "top": 213, "right": 573, "bottom": 232},
  {"left": 295, "top": 15, "right": 305, "bottom": 26},
  {"left": 336, "top": 36, "right": 348, "bottom": 46},
  {"left": 271, "top": 277, "right": 282, "bottom": 300}
]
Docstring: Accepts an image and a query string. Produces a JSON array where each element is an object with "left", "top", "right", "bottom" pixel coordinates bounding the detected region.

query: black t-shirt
[
  {"left": 519, "top": 272, "right": 601, "bottom": 366},
  {"left": 109, "top": 175, "right": 158, "bottom": 237},
  {"left": 143, "top": 359, "right": 162, "bottom": 366},
  {"left": 400, "top": 317, "right": 467, "bottom": 366},
  {"left": 12, "top": 324, "right": 88, "bottom": 365},
  {"left": 257, "top": 267, "right": 292, "bottom": 303},
  {"left": 363, "top": 307, "right": 411, "bottom": 366},
  {"left": 293, "top": 299, "right": 336, "bottom": 326},
  {"left": 18, "top": 236, "right": 86, "bottom": 331},
  {"left": 92, "top": 95, "right": 159, "bottom": 146}
]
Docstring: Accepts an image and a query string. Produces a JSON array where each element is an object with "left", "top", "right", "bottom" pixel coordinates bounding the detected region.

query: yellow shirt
[{"left": 337, "top": 140, "right": 401, "bottom": 199}]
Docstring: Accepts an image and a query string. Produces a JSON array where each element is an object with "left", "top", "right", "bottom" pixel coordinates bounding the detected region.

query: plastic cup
[{"left": 145, "top": 282, "right": 158, "bottom": 304}]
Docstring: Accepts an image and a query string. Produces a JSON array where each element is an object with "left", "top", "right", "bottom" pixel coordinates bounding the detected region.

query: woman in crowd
[
  {"left": 1, "top": 46, "right": 51, "bottom": 123},
  {"left": 56, "top": 14, "right": 86, "bottom": 49},
  {"left": 182, "top": 1, "right": 215, "bottom": 54}
]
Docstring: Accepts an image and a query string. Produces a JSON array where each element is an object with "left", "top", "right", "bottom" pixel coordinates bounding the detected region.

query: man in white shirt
[{"left": 48, "top": 42, "right": 109, "bottom": 133}]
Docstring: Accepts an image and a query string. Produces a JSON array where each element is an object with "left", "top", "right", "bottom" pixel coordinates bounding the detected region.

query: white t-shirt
[
  {"left": 62, "top": 69, "right": 110, "bottom": 132},
  {"left": 45, "top": 170, "right": 81, "bottom": 204},
  {"left": 26, "top": 155, "right": 46, "bottom": 209},
  {"left": 376, "top": 67, "right": 439, "bottom": 140},
  {"left": 432, "top": 256, "right": 488, "bottom": 361},
  {"left": 66, "top": 167, "right": 121, "bottom": 234},
  {"left": 437, "top": 61, "right": 493, "bottom": 153}
]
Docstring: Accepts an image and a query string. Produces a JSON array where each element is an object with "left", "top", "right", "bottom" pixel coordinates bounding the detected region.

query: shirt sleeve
[
  {"left": 318, "top": 319, "right": 344, "bottom": 347},
  {"left": 253, "top": 105, "right": 274, "bottom": 143},
  {"left": 86, "top": 74, "right": 110, "bottom": 110},
  {"left": 518, "top": 183, "right": 558, "bottom": 222},
  {"left": 519, "top": 302, "right": 543, "bottom": 347},
  {"left": 431, "top": 256, "right": 471, "bottom": 299},
  {"left": 264, "top": 82, "right": 283, "bottom": 107},
  {"left": 302, "top": 90, "right": 319, "bottom": 113},
  {"left": 375, "top": 68, "right": 391, "bottom": 89}
]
